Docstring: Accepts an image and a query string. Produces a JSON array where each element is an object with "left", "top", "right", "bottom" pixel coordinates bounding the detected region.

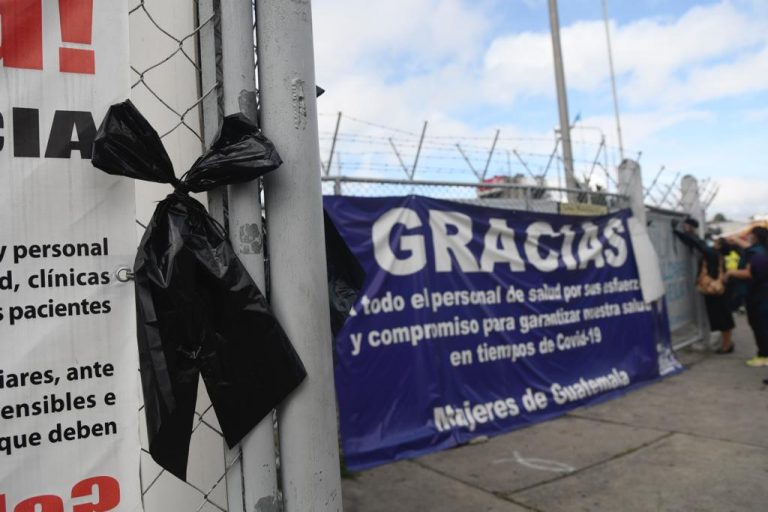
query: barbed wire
[
  {"left": 316, "top": 112, "right": 716, "bottom": 208},
  {"left": 318, "top": 112, "right": 640, "bottom": 152}
]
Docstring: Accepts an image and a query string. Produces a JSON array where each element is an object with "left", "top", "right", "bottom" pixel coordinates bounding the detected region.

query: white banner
[{"left": 0, "top": 1, "right": 141, "bottom": 510}]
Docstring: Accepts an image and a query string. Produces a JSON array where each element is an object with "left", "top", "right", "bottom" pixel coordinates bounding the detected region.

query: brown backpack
[{"left": 696, "top": 257, "right": 725, "bottom": 296}]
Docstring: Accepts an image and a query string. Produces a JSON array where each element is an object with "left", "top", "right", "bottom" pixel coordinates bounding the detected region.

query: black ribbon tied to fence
[{"left": 91, "top": 100, "right": 306, "bottom": 481}]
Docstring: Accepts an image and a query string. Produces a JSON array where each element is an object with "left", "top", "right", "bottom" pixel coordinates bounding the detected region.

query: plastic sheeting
[
  {"left": 92, "top": 101, "right": 306, "bottom": 480},
  {"left": 324, "top": 211, "right": 365, "bottom": 338},
  {"left": 628, "top": 217, "right": 665, "bottom": 303}
]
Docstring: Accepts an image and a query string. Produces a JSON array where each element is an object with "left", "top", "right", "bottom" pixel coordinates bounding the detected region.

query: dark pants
[{"left": 746, "top": 296, "right": 768, "bottom": 357}]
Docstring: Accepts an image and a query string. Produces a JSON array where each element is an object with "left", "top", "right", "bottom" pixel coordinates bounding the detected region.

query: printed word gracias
[{"left": 372, "top": 208, "right": 628, "bottom": 275}]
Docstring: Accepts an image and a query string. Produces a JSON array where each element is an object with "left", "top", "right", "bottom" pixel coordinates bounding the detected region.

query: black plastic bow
[{"left": 92, "top": 100, "right": 306, "bottom": 480}]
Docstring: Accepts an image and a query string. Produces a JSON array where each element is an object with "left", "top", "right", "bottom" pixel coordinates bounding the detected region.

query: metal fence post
[
  {"left": 547, "top": 0, "right": 577, "bottom": 194},
  {"left": 219, "top": 0, "right": 280, "bottom": 509},
  {"left": 197, "top": 1, "right": 249, "bottom": 508},
  {"left": 256, "top": 1, "right": 344, "bottom": 511},
  {"left": 617, "top": 159, "right": 646, "bottom": 225},
  {"left": 680, "top": 175, "right": 709, "bottom": 344},
  {"left": 680, "top": 175, "right": 706, "bottom": 238}
]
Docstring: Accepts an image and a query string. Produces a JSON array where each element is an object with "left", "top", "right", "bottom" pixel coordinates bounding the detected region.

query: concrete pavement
[{"left": 341, "top": 315, "right": 768, "bottom": 512}]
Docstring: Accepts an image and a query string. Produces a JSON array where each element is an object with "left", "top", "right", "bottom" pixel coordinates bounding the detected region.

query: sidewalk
[{"left": 341, "top": 315, "right": 768, "bottom": 512}]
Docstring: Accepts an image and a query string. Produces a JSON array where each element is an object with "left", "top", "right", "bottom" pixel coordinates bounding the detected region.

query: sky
[{"left": 311, "top": 0, "right": 768, "bottom": 220}]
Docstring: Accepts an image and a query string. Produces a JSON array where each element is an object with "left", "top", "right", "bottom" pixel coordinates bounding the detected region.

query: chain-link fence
[
  {"left": 646, "top": 207, "right": 708, "bottom": 350},
  {"left": 125, "top": 2, "right": 710, "bottom": 509},
  {"left": 129, "top": 1, "right": 237, "bottom": 510},
  {"left": 321, "top": 176, "right": 631, "bottom": 214},
  {"left": 320, "top": 174, "right": 712, "bottom": 350}
]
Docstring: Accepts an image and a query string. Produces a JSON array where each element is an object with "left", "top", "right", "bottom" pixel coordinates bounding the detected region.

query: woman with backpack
[{"left": 674, "top": 218, "right": 735, "bottom": 353}]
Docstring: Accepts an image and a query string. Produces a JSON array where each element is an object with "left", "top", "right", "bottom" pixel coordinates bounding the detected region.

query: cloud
[
  {"left": 312, "top": 0, "right": 767, "bottom": 215},
  {"left": 483, "top": 20, "right": 609, "bottom": 102},
  {"left": 617, "top": 3, "right": 768, "bottom": 106},
  {"left": 576, "top": 109, "right": 713, "bottom": 150},
  {"left": 680, "top": 45, "right": 768, "bottom": 104},
  {"left": 313, "top": 0, "right": 489, "bottom": 80},
  {"left": 482, "top": 1, "right": 768, "bottom": 107},
  {"left": 313, "top": 0, "right": 495, "bottom": 134},
  {"left": 709, "top": 176, "right": 768, "bottom": 219},
  {"left": 315, "top": 0, "right": 768, "bottom": 128},
  {"left": 741, "top": 106, "right": 768, "bottom": 123}
]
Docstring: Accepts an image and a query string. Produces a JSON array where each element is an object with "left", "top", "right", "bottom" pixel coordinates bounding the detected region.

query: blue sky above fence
[{"left": 312, "top": 0, "right": 768, "bottom": 219}]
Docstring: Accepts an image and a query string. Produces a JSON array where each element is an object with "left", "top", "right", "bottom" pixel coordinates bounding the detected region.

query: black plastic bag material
[
  {"left": 92, "top": 100, "right": 306, "bottom": 481},
  {"left": 324, "top": 211, "right": 365, "bottom": 338}
]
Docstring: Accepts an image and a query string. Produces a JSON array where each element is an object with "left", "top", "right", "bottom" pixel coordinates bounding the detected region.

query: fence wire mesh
[
  {"left": 129, "top": 0, "right": 211, "bottom": 146},
  {"left": 129, "top": 1, "right": 238, "bottom": 511},
  {"left": 127, "top": 1, "right": 632, "bottom": 509},
  {"left": 322, "top": 178, "right": 630, "bottom": 214}
]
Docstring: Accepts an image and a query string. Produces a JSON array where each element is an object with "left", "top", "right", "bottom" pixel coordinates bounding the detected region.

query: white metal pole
[
  {"left": 680, "top": 175, "right": 709, "bottom": 344},
  {"left": 680, "top": 175, "right": 705, "bottom": 237},
  {"left": 220, "top": 0, "right": 280, "bottom": 509},
  {"left": 256, "top": 0, "right": 343, "bottom": 510},
  {"left": 617, "top": 159, "right": 645, "bottom": 225},
  {"left": 198, "top": 0, "right": 225, "bottom": 221},
  {"left": 197, "top": 1, "right": 248, "bottom": 510},
  {"left": 601, "top": 0, "right": 625, "bottom": 162},
  {"left": 324, "top": 111, "right": 342, "bottom": 176},
  {"left": 547, "top": 0, "right": 577, "bottom": 194}
]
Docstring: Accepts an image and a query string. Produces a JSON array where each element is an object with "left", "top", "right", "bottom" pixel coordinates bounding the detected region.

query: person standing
[
  {"left": 726, "top": 227, "right": 768, "bottom": 366},
  {"left": 719, "top": 239, "right": 743, "bottom": 313},
  {"left": 674, "top": 218, "right": 735, "bottom": 353}
]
